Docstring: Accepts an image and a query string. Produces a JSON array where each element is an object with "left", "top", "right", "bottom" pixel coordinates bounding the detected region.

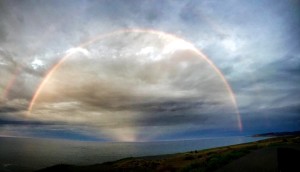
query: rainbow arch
[{"left": 27, "top": 29, "right": 243, "bottom": 131}]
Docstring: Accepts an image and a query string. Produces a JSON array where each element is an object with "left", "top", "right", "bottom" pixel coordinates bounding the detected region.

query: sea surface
[{"left": 0, "top": 136, "right": 267, "bottom": 170}]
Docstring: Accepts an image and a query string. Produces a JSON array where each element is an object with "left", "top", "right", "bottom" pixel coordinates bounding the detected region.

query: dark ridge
[{"left": 252, "top": 130, "right": 300, "bottom": 137}]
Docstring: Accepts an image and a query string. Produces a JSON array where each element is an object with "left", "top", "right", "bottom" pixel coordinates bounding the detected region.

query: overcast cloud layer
[{"left": 0, "top": 0, "right": 299, "bottom": 141}]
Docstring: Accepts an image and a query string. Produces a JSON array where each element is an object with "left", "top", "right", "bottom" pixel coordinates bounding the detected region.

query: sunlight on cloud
[
  {"left": 31, "top": 58, "right": 44, "bottom": 70},
  {"left": 66, "top": 47, "right": 90, "bottom": 57}
]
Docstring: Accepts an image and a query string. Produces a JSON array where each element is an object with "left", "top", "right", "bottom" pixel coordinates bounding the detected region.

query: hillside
[{"left": 36, "top": 135, "right": 300, "bottom": 172}]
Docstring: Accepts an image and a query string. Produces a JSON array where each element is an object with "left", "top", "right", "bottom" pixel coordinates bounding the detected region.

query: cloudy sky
[{"left": 0, "top": 0, "right": 299, "bottom": 141}]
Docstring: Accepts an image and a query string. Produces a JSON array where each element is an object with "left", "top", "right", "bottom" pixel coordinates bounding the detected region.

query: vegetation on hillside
[{"left": 37, "top": 135, "right": 300, "bottom": 172}]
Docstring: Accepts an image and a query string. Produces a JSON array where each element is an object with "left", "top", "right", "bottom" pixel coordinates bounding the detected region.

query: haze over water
[{"left": 0, "top": 136, "right": 266, "bottom": 170}]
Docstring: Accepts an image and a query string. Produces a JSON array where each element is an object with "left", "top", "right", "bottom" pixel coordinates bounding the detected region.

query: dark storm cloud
[
  {"left": 272, "top": 55, "right": 300, "bottom": 76},
  {"left": 136, "top": 113, "right": 208, "bottom": 127},
  {"left": 123, "top": 100, "right": 207, "bottom": 113},
  {"left": 80, "top": 99, "right": 214, "bottom": 113},
  {"left": 241, "top": 103, "right": 300, "bottom": 133},
  {"left": 272, "top": 104, "right": 300, "bottom": 115},
  {"left": 231, "top": 54, "right": 300, "bottom": 93},
  {"left": 0, "top": 106, "right": 20, "bottom": 113},
  {"left": 86, "top": 100, "right": 222, "bottom": 127},
  {"left": 0, "top": 119, "right": 57, "bottom": 126},
  {"left": 94, "top": 100, "right": 202, "bottom": 112},
  {"left": 235, "top": 54, "right": 300, "bottom": 95}
]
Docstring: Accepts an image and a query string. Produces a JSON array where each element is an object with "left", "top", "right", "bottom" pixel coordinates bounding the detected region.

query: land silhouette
[{"left": 35, "top": 133, "right": 300, "bottom": 172}]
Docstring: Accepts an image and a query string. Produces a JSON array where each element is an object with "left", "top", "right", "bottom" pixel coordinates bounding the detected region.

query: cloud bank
[{"left": 0, "top": 0, "right": 299, "bottom": 141}]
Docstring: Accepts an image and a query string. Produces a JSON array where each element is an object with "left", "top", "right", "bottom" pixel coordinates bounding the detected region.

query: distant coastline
[{"left": 252, "top": 130, "right": 300, "bottom": 137}]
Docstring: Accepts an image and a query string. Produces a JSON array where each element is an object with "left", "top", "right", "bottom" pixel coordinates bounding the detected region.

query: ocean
[{"left": 0, "top": 136, "right": 267, "bottom": 170}]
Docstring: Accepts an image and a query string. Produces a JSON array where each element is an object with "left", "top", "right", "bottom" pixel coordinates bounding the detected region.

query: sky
[{"left": 0, "top": 0, "right": 299, "bottom": 142}]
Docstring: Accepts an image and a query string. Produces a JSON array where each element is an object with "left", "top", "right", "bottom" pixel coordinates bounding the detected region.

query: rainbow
[
  {"left": 27, "top": 29, "right": 243, "bottom": 131},
  {"left": 2, "top": 67, "right": 21, "bottom": 100},
  {"left": 1, "top": 25, "right": 59, "bottom": 100}
]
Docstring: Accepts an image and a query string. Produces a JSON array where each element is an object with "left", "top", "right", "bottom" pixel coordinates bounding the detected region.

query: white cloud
[
  {"left": 66, "top": 47, "right": 90, "bottom": 57},
  {"left": 31, "top": 58, "right": 44, "bottom": 70}
]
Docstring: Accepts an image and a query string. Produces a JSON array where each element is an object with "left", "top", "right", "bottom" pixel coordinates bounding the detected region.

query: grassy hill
[{"left": 36, "top": 135, "right": 300, "bottom": 172}]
